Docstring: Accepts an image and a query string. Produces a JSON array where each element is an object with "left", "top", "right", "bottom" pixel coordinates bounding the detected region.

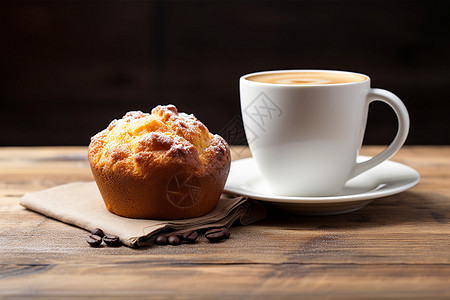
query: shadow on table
[{"left": 259, "top": 191, "right": 450, "bottom": 229}]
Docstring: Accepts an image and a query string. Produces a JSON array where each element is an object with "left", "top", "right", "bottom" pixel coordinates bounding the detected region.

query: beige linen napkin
[{"left": 20, "top": 182, "right": 266, "bottom": 247}]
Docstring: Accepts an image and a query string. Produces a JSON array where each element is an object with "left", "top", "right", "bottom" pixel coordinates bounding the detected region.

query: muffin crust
[{"left": 88, "top": 105, "right": 230, "bottom": 219}]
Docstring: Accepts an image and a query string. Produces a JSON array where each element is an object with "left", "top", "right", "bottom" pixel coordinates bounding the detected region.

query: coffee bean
[
  {"left": 91, "top": 228, "right": 104, "bottom": 237},
  {"left": 103, "top": 234, "right": 121, "bottom": 247},
  {"left": 205, "top": 228, "right": 229, "bottom": 243},
  {"left": 155, "top": 235, "right": 168, "bottom": 245},
  {"left": 87, "top": 234, "right": 102, "bottom": 247},
  {"left": 182, "top": 230, "right": 199, "bottom": 243},
  {"left": 168, "top": 235, "right": 181, "bottom": 246}
]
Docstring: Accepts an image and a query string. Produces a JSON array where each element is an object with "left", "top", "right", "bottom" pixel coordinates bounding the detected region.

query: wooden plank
[{"left": 1, "top": 262, "right": 449, "bottom": 299}]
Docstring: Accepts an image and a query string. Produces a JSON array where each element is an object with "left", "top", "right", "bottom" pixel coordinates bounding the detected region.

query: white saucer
[{"left": 224, "top": 156, "right": 420, "bottom": 215}]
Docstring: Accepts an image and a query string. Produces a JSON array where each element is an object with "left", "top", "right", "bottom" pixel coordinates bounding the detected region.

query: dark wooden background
[{"left": 1, "top": 1, "right": 449, "bottom": 146}]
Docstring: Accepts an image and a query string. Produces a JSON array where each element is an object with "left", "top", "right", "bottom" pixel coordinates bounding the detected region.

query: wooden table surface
[{"left": 1, "top": 146, "right": 449, "bottom": 299}]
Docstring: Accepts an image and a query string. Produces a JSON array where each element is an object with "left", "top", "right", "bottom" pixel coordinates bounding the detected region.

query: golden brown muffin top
[{"left": 88, "top": 105, "right": 229, "bottom": 177}]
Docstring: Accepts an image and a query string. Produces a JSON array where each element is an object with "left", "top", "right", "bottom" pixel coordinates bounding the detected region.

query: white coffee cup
[{"left": 239, "top": 70, "right": 409, "bottom": 196}]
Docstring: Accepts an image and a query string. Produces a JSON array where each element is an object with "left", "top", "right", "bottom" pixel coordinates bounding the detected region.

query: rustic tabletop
[{"left": 1, "top": 146, "right": 449, "bottom": 299}]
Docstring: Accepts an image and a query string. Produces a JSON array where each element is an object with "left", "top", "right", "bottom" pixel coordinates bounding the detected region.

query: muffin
[{"left": 88, "top": 105, "right": 231, "bottom": 219}]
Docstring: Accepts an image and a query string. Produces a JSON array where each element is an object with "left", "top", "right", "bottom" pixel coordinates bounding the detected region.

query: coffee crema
[{"left": 245, "top": 71, "right": 367, "bottom": 85}]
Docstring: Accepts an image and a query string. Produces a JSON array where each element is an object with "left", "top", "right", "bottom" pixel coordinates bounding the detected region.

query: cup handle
[{"left": 349, "top": 88, "right": 410, "bottom": 179}]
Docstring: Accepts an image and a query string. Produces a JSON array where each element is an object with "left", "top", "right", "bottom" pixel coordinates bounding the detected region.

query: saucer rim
[{"left": 223, "top": 156, "right": 421, "bottom": 204}]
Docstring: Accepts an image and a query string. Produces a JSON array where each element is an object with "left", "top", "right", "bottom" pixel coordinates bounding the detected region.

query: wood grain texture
[{"left": 0, "top": 146, "right": 449, "bottom": 299}]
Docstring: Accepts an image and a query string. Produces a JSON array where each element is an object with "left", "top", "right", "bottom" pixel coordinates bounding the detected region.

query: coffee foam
[{"left": 246, "top": 71, "right": 367, "bottom": 85}]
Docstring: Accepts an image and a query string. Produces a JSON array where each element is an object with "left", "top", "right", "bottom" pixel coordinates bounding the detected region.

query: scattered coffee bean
[
  {"left": 205, "top": 228, "right": 230, "bottom": 243},
  {"left": 87, "top": 234, "right": 102, "bottom": 247},
  {"left": 155, "top": 235, "right": 168, "bottom": 245},
  {"left": 103, "top": 234, "right": 121, "bottom": 247},
  {"left": 168, "top": 235, "right": 181, "bottom": 246},
  {"left": 151, "top": 228, "right": 231, "bottom": 247},
  {"left": 182, "top": 230, "right": 199, "bottom": 243},
  {"left": 91, "top": 228, "right": 105, "bottom": 237}
]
